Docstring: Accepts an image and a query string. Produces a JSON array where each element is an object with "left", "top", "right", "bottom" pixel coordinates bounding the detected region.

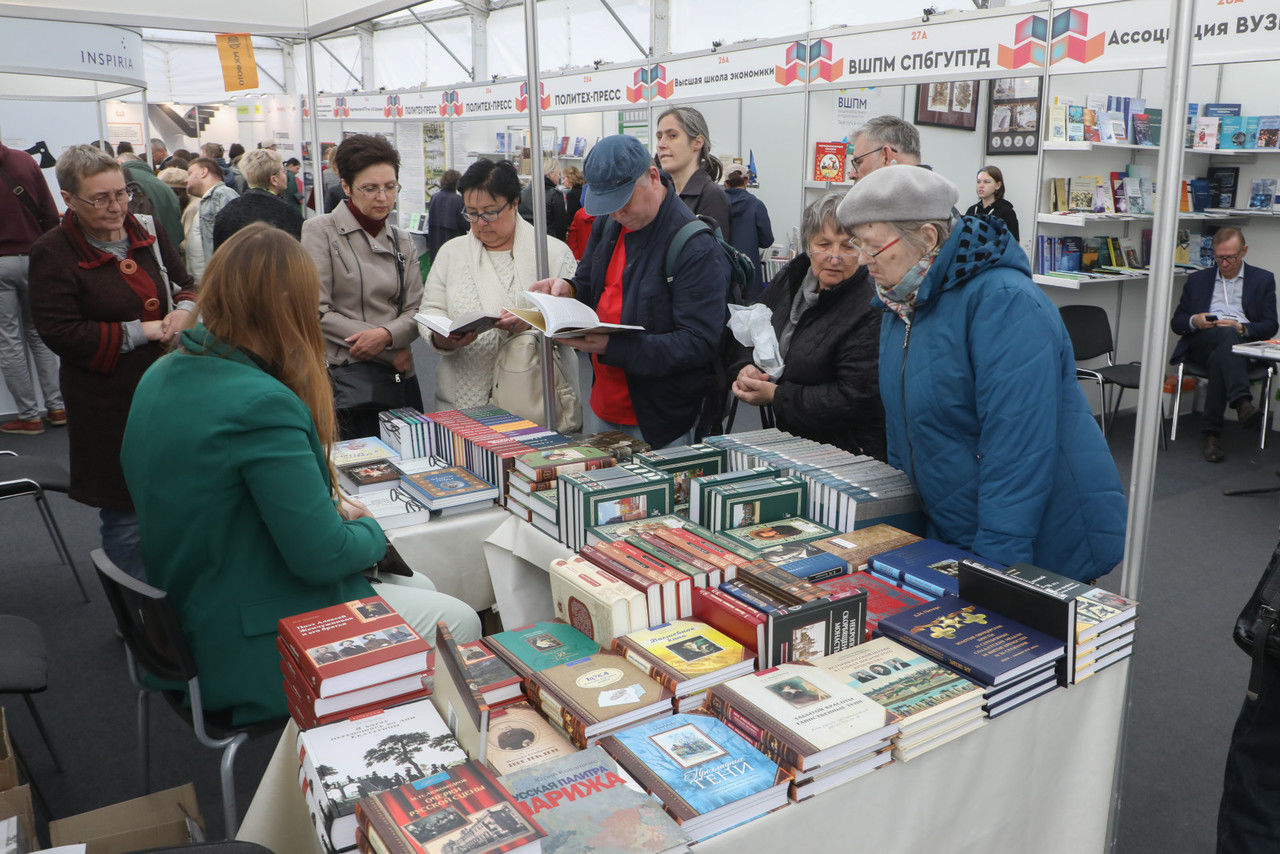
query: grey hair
[
  {"left": 657, "top": 106, "right": 724, "bottom": 182},
  {"left": 241, "top": 147, "right": 284, "bottom": 189},
  {"left": 890, "top": 216, "right": 954, "bottom": 256},
  {"left": 56, "top": 144, "right": 121, "bottom": 195},
  {"left": 150, "top": 137, "right": 165, "bottom": 148},
  {"left": 855, "top": 115, "right": 921, "bottom": 160},
  {"left": 1212, "top": 225, "right": 1246, "bottom": 248},
  {"left": 801, "top": 193, "right": 855, "bottom": 247}
]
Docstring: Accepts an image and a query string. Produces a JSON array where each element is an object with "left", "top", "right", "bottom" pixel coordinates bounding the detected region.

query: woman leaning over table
[
  {"left": 417, "top": 158, "right": 579, "bottom": 417},
  {"left": 836, "top": 165, "right": 1125, "bottom": 582},
  {"left": 28, "top": 144, "right": 196, "bottom": 580},
  {"left": 121, "top": 224, "right": 480, "bottom": 726},
  {"left": 301, "top": 134, "right": 423, "bottom": 440}
]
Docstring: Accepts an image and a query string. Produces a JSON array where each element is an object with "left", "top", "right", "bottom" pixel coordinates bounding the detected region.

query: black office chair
[
  {"left": 1059, "top": 305, "right": 1158, "bottom": 446},
  {"left": 91, "top": 550, "right": 286, "bottom": 839},
  {"left": 1167, "top": 359, "right": 1274, "bottom": 449},
  {"left": 0, "top": 451, "right": 89, "bottom": 602},
  {"left": 0, "top": 615, "right": 61, "bottom": 822}
]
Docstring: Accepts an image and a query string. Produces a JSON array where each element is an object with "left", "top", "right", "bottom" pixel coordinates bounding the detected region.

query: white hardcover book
[{"left": 359, "top": 487, "right": 432, "bottom": 530}]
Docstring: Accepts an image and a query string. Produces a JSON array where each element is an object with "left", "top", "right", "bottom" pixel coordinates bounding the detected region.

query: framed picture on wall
[
  {"left": 914, "top": 81, "right": 979, "bottom": 131},
  {"left": 987, "top": 76, "right": 1043, "bottom": 155}
]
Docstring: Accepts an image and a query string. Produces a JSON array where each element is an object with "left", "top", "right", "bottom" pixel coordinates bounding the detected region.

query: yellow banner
[{"left": 216, "top": 33, "right": 259, "bottom": 92}]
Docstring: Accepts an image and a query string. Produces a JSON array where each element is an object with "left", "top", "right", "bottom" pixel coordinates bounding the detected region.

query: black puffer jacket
[{"left": 733, "top": 255, "right": 886, "bottom": 459}]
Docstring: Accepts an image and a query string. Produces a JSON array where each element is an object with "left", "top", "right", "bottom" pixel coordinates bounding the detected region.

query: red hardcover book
[
  {"left": 815, "top": 572, "right": 927, "bottom": 640},
  {"left": 354, "top": 761, "right": 545, "bottom": 854},
  {"left": 691, "top": 587, "right": 765, "bottom": 662},
  {"left": 580, "top": 545, "right": 663, "bottom": 627},
  {"left": 282, "top": 674, "right": 432, "bottom": 730},
  {"left": 277, "top": 596, "right": 433, "bottom": 698},
  {"left": 596, "top": 542, "right": 678, "bottom": 621},
  {"left": 278, "top": 639, "right": 431, "bottom": 716},
  {"left": 636, "top": 531, "right": 723, "bottom": 586},
  {"left": 612, "top": 541, "right": 693, "bottom": 618},
  {"left": 666, "top": 529, "right": 749, "bottom": 576}
]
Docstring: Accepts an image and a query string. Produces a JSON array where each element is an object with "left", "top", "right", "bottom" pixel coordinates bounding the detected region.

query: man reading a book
[
  {"left": 531, "top": 134, "right": 731, "bottom": 448},
  {"left": 1170, "top": 227, "right": 1278, "bottom": 462}
]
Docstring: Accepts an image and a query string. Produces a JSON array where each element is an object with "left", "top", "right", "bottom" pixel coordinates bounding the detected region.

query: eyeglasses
[
  {"left": 810, "top": 243, "right": 861, "bottom": 263},
  {"left": 851, "top": 236, "right": 901, "bottom": 259},
  {"left": 849, "top": 145, "right": 897, "bottom": 171},
  {"left": 462, "top": 201, "right": 514, "bottom": 223},
  {"left": 353, "top": 182, "right": 400, "bottom": 198},
  {"left": 1214, "top": 251, "right": 1244, "bottom": 264},
  {"left": 74, "top": 190, "right": 133, "bottom": 209}
]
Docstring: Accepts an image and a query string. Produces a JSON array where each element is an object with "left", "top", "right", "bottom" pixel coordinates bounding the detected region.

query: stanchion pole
[
  {"left": 522, "top": 0, "right": 557, "bottom": 430},
  {"left": 305, "top": 38, "right": 327, "bottom": 215}
]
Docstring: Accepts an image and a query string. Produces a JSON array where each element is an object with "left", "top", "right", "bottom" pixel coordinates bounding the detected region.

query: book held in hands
[{"left": 508, "top": 291, "right": 644, "bottom": 338}]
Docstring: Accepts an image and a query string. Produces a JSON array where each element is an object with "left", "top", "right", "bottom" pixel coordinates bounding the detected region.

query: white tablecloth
[
  {"left": 480, "top": 515, "right": 573, "bottom": 628},
  {"left": 384, "top": 506, "right": 511, "bottom": 612}
]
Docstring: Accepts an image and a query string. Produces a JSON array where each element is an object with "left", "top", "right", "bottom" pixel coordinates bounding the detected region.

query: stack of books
[
  {"left": 557, "top": 463, "right": 675, "bottom": 550},
  {"left": 297, "top": 699, "right": 468, "bottom": 852},
  {"left": 331, "top": 436, "right": 399, "bottom": 470},
  {"left": 1074, "top": 587, "right": 1138, "bottom": 681},
  {"left": 354, "top": 487, "right": 433, "bottom": 531},
  {"left": 500, "top": 746, "right": 692, "bottom": 854},
  {"left": 277, "top": 597, "right": 434, "bottom": 730},
  {"left": 700, "top": 472, "right": 809, "bottom": 532},
  {"left": 354, "top": 761, "right": 546, "bottom": 854},
  {"left": 713, "top": 518, "right": 844, "bottom": 581},
  {"left": 586, "top": 515, "right": 747, "bottom": 587},
  {"left": 814, "top": 572, "right": 928, "bottom": 640},
  {"left": 598, "top": 712, "right": 791, "bottom": 842},
  {"left": 631, "top": 443, "right": 728, "bottom": 516},
  {"left": 877, "top": 595, "right": 1065, "bottom": 718},
  {"left": 613, "top": 619, "right": 756, "bottom": 712},
  {"left": 685, "top": 467, "right": 779, "bottom": 527},
  {"left": 869, "top": 538, "right": 998, "bottom": 599},
  {"left": 549, "top": 554, "right": 649, "bottom": 641},
  {"left": 377, "top": 408, "right": 434, "bottom": 460},
  {"left": 701, "top": 429, "right": 922, "bottom": 532},
  {"left": 423, "top": 405, "right": 574, "bottom": 492},
  {"left": 815, "top": 636, "right": 986, "bottom": 761},
  {"left": 399, "top": 466, "right": 499, "bottom": 516},
  {"left": 507, "top": 446, "right": 615, "bottom": 538},
  {"left": 581, "top": 429, "right": 650, "bottom": 462},
  {"left": 704, "top": 662, "right": 898, "bottom": 801}
]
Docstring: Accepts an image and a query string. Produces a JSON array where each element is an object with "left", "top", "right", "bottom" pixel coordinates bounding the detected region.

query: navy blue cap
[{"left": 582, "top": 135, "right": 653, "bottom": 216}]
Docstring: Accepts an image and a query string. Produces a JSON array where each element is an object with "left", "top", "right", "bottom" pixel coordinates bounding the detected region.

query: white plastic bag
[{"left": 727, "top": 303, "right": 784, "bottom": 380}]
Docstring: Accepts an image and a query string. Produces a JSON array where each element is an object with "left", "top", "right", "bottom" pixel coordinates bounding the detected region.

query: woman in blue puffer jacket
[{"left": 836, "top": 165, "right": 1126, "bottom": 582}]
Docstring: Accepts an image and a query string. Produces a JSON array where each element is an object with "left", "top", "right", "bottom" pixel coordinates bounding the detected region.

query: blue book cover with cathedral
[
  {"left": 597, "top": 713, "right": 787, "bottom": 829},
  {"left": 870, "top": 539, "right": 1002, "bottom": 598}
]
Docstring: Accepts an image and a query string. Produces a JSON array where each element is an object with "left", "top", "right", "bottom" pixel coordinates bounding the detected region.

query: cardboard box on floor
[
  {"left": 0, "top": 708, "right": 19, "bottom": 791},
  {"left": 48, "top": 784, "right": 204, "bottom": 854},
  {"left": 0, "top": 785, "right": 37, "bottom": 849}
]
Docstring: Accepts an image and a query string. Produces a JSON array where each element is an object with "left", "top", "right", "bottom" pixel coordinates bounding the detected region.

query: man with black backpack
[
  {"left": 530, "top": 134, "right": 735, "bottom": 449},
  {"left": 119, "top": 151, "right": 182, "bottom": 254}
]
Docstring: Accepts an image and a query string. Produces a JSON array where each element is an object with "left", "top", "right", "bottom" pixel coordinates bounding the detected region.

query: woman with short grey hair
[
  {"left": 729, "top": 191, "right": 884, "bottom": 457},
  {"left": 837, "top": 164, "right": 1126, "bottom": 583}
]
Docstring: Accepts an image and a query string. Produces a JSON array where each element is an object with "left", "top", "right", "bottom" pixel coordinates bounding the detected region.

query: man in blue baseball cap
[{"left": 531, "top": 134, "right": 730, "bottom": 448}]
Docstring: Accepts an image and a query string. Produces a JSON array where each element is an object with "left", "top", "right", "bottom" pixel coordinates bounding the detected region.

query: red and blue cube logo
[
  {"left": 516, "top": 82, "right": 551, "bottom": 112},
  {"left": 439, "top": 90, "right": 463, "bottom": 117},
  {"left": 776, "top": 39, "right": 841, "bottom": 85},
  {"left": 626, "top": 64, "right": 673, "bottom": 103},
  {"left": 998, "top": 10, "right": 1105, "bottom": 69}
]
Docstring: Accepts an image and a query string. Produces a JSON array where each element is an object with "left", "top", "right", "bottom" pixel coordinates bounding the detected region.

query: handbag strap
[
  {"left": 136, "top": 215, "right": 174, "bottom": 314},
  {"left": 1248, "top": 562, "right": 1280, "bottom": 699}
]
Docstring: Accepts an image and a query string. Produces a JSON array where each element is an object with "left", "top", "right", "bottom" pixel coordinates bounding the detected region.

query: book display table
[
  {"left": 238, "top": 656, "right": 1128, "bottom": 853},
  {"left": 480, "top": 515, "right": 570, "bottom": 628},
  {"left": 383, "top": 506, "right": 511, "bottom": 611}
]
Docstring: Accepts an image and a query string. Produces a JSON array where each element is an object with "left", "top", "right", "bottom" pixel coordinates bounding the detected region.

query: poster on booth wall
[
  {"left": 987, "top": 77, "right": 1042, "bottom": 156},
  {"left": 813, "top": 142, "right": 847, "bottom": 182}
]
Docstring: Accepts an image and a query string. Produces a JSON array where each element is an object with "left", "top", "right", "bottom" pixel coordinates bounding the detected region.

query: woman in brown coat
[
  {"left": 29, "top": 144, "right": 196, "bottom": 579},
  {"left": 301, "top": 134, "right": 423, "bottom": 439}
]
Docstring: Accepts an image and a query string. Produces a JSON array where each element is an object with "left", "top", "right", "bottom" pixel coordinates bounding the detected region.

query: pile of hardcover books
[
  {"left": 613, "top": 619, "right": 756, "bottom": 712},
  {"left": 701, "top": 429, "right": 922, "bottom": 532},
  {"left": 377, "top": 408, "right": 434, "bottom": 459},
  {"left": 556, "top": 463, "right": 675, "bottom": 550},
  {"left": 399, "top": 465, "right": 499, "bottom": 515},
  {"left": 815, "top": 637, "right": 986, "bottom": 762},
  {"left": 631, "top": 443, "right": 727, "bottom": 516},
  {"left": 549, "top": 554, "right": 651, "bottom": 641},
  {"left": 869, "top": 538, "right": 998, "bottom": 599},
  {"left": 422, "top": 405, "right": 574, "bottom": 492},
  {"left": 331, "top": 436, "right": 399, "bottom": 472},
  {"left": 507, "top": 445, "right": 615, "bottom": 539},
  {"left": 704, "top": 662, "right": 899, "bottom": 801},
  {"left": 1073, "top": 586, "right": 1138, "bottom": 681},
  {"left": 352, "top": 457, "right": 441, "bottom": 530},
  {"left": 297, "top": 698, "right": 467, "bottom": 852},
  {"left": 714, "top": 517, "right": 844, "bottom": 581},
  {"left": 354, "top": 761, "right": 546, "bottom": 854},
  {"left": 486, "top": 622, "right": 674, "bottom": 749},
  {"left": 277, "top": 597, "right": 435, "bottom": 731}
]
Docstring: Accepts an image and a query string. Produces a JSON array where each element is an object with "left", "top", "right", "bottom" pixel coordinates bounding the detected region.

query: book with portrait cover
[
  {"left": 514, "top": 446, "right": 615, "bottom": 482},
  {"left": 877, "top": 595, "right": 1065, "bottom": 687},
  {"left": 429, "top": 624, "right": 524, "bottom": 762},
  {"left": 706, "top": 475, "right": 808, "bottom": 532},
  {"left": 485, "top": 622, "right": 601, "bottom": 681},
  {"left": 483, "top": 701, "right": 578, "bottom": 776},
  {"left": 500, "top": 745, "right": 691, "bottom": 854},
  {"left": 612, "top": 619, "right": 754, "bottom": 698},
  {"left": 763, "top": 588, "right": 867, "bottom": 669},
  {"left": 338, "top": 460, "right": 400, "bottom": 494},
  {"left": 356, "top": 761, "right": 545, "bottom": 854},
  {"left": 278, "top": 597, "right": 433, "bottom": 698},
  {"left": 597, "top": 712, "right": 789, "bottom": 841},
  {"left": 704, "top": 662, "right": 894, "bottom": 774},
  {"left": 716, "top": 518, "right": 836, "bottom": 553},
  {"left": 525, "top": 651, "right": 673, "bottom": 747}
]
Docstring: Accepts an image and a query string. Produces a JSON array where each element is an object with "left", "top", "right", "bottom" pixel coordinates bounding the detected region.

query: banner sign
[
  {"left": 216, "top": 33, "right": 259, "bottom": 92},
  {"left": 0, "top": 18, "right": 145, "bottom": 91}
]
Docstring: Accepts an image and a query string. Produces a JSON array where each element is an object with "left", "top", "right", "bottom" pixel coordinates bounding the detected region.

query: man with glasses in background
[
  {"left": 185, "top": 157, "right": 239, "bottom": 283},
  {"left": 0, "top": 131, "right": 65, "bottom": 434},
  {"left": 1170, "top": 226, "right": 1278, "bottom": 462},
  {"left": 847, "top": 116, "right": 923, "bottom": 181}
]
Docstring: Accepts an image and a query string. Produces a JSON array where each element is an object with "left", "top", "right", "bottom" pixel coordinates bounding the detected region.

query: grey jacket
[
  {"left": 197, "top": 182, "right": 239, "bottom": 264},
  {"left": 301, "top": 202, "right": 423, "bottom": 369}
]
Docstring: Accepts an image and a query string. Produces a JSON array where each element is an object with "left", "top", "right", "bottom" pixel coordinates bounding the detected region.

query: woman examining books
[
  {"left": 121, "top": 224, "right": 480, "bottom": 725},
  {"left": 728, "top": 192, "right": 885, "bottom": 459},
  {"left": 837, "top": 166, "right": 1126, "bottom": 582},
  {"left": 963, "top": 165, "right": 1019, "bottom": 241},
  {"left": 417, "top": 158, "right": 581, "bottom": 425}
]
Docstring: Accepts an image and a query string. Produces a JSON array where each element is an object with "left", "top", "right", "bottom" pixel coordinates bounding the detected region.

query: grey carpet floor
[{"left": 0, "top": 402, "right": 1271, "bottom": 850}]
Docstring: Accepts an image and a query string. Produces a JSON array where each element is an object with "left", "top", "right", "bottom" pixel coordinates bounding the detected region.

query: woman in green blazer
[{"left": 122, "top": 224, "right": 480, "bottom": 725}]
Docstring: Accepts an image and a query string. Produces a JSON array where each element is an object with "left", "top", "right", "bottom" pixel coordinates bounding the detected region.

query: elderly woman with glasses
[
  {"left": 302, "top": 135, "right": 425, "bottom": 439},
  {"left": 837, "top": 165, "right": 1126, "bottom": 582},
  {"left": 417, "top": 159, "right": 579, "bottom": 419},
  {"left": 729, "top": 192, "right": 884, "bottom": 459},
  {"left": 28, "top": 144, "right": 196, "bottom": 579}
]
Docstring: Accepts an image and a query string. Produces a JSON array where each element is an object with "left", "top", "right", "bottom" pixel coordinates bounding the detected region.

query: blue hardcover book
[
  {"left": 597, "top": 713, "right": 789, "bottom": 841},
  {"left": 877, "top": 594, "right": 1065, "bottom": 686},
  {"left": 719, "top": 579, "right": 784, "bottom": 615},
  {"left": 870, "top": 539, "right": 1001, "bottom": 598},
  {"left": 1204, "top": 102, "right": 1243, "bottom": 117},
  {"left": 760, "top": 543, "right": 848, "bottom": 582}
]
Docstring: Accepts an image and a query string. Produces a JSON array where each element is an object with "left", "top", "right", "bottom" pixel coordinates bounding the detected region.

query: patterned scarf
[{"left": 876, "top": 249, "right": 939, "bottom": 324}]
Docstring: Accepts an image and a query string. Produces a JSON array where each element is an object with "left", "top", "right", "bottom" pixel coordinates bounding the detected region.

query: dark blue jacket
[
  {"left": 726, "top": 187, "right": 774, "bottom": 293},
  {"left": 877, "top": 216, "right": 1126, "bottom": 582},
  {"left": 1170, "top": 263, "right": 1278, "bottom": 363},
  {"left": 571, "top": 176, "right": 731, "bottom": 447},
  {"left": 426, "top": 189, "right": 467, "bottom": 261}
]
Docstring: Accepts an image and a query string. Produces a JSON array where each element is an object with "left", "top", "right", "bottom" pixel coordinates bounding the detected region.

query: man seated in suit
[{"left": 1170, "top": 227, "right": 1278, "bottom": 462}]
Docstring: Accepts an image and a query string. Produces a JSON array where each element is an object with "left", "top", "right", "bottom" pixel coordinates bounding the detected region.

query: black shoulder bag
[
  {"left": 329, "top": 230, "right": 409, "bottom": 412},
  {"left": 1234, "top": 541, "right": 1280, "bottom": 700}
]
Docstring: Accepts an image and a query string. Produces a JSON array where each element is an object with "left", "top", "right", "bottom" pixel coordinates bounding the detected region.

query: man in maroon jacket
[{"left": 0, "top": 140, "right": 65, "bottom": 434}]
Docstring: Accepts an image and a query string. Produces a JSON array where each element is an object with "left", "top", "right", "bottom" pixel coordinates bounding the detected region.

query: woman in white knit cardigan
[{"left": 419, "top": 159, "right": 577, "bottom": 411}]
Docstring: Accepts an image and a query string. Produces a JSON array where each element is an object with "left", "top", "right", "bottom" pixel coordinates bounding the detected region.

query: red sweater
[{"left": 0, "top": 144, "right": 60, "bottom": 255}]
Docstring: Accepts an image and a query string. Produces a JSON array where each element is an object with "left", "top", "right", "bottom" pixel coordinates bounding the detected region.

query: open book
[
  {"left": 507, "top": 291, "right": 645, "bottom": 338},
  {"left": 414, "top": 310, "right": 500, "bottom": 338}
]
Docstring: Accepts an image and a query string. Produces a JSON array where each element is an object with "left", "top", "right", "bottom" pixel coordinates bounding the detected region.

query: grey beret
[{"left": 836, "top": 164, "right": 959, "bottom": 226}]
